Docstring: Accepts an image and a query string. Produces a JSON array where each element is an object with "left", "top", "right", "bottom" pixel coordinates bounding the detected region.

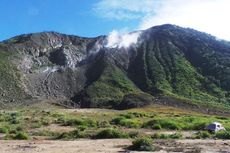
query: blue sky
[
  {"left": 1, "top": 0, "right": 230, "bottom": 41},
  {"left": 0, "top": 0, "right": 139, "bottom": 40}
]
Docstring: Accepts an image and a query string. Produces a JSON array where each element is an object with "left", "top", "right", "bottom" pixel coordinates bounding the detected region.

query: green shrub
[
  {"left": 129, "top": 136, "right": 155, "bottom": 151},
  {"left": 41, "top": 117, "right": 52, "bottom": 126},
  {"left": 130, "top": 112, "right": 147, "bottom": 118},
  {"left": 98, "top": 121, "right": 111, "bottom": 128},
  {"left": 225, "top": 127, "right": 230, "bottom": 131},
  {"left": 63, "top": 118, "right": 83, "bottom": 126},
  {"left": 32, "top": 130, "right": 60, "bottom": 137},
  {"left": 56, "top": 129, "right": 88, "bottom": 140},
  {"left": 4, "top": 112, "right": 20, "bottom": 124},
  {"left": 94, "top": 128, "right": 128, "bottom": 139},
  {"left": 190, "top": 122, "right": 208, "bottom": 130},
  {"left": 195, "top": 131, "right": 212, "bottom": 139},
  {"left": 9, "top": 129, "right": 17, "bottom": 134},
  {"left": 0, "top": 127, "right": 9, "bottom": 133},
  {"left": 160, "top": 120, "right": 180, "bottom": 130},
  {"left": 55, "top": 116, "right": 66, "bottom": 124},
  {"left": 215, "top": 131, "right": 230, "bottom": 139},
  {"left": 5, "top": 132, "right": 30, "bottom": 140},
  {"left": 61, "top": 117, "right": 97, "bottom": 128},
  {"left": 152, "top": 133, "right": 166, "bottom": 139},
  {"left": 152, "top": 124, "right": 161, "bottom": 130},
  {"left": 169, "top": 133, "right": 183, "bottom": 139},
  {"left": 121, "top": 119, "right": 140, "bottom": 128},
  {"left": 51, "top": 112, "right": 64, "bottom": 118},
  {"left": 7, "top": 126, "right": 23, "bottom": 134},
  {"left": 111, "top": 117, "right": 125, "bottom": 125},
  {"left": 77, "top": 125, "right": 87, "bottom": 131},
  {"left": 15, "top": 126, "right": 23, "bottom": 131},
  {"left": 30, "top": 122, "right": 42, "bottom": 128},
  {"left": 13, "top": 132, "right": 30, "bottom": 140},
  {"left": 111, "top": 117, "right": 140, "bottom": 128},
  {"left": 152, "top": 133, "right": 182, "bottom": 139},
  {"left": 144, "top": 119, "right": 180, "bottom": 130},
  {"left": 215, "top": 116, "right": 228, "bottom": 120},
  {"left": 9, "top": 112, "right": 19, "bottom": 117},
  {"left": 182, "top": 116, "right": 196, "bottom": 123},
  {"left": 84, "top": 119, "right": 98, "bottom": 127},
  {"left": 120, "top": 113, "right": 135, "bottom": 119},
  {"left": 10, "top": 118, "right": 20, "bottom": 124},
  {"left": 128, "top": 131, "right": 140, "bottom": 138}
]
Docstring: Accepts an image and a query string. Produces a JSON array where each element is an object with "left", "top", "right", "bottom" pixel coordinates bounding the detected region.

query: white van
[{"left": 205, "top": 122, "right": 225, "bottom": 132}]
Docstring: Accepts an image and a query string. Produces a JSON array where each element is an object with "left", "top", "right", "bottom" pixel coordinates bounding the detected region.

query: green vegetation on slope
[
  {"left": 76, "top": 58, "right": 151, "bottom": 108},
  {"left": 128, "top": 36, "right": 229, "bottom": 110},
  {"left": 0, "top": 51, "right": 27, "bottom": 106}
]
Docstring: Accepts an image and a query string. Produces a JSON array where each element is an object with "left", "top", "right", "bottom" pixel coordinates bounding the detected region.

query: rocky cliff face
[
  {"left": 0, "top": 24, "right": 230, "bottom": 110},
  {"left": 0, "top": 32, "right": 106, "bottom": 104}
]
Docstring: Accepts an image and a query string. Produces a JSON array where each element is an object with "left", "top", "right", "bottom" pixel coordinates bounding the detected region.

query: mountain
[{"left": 0, "top": 24, "right": 230, "bottom": 112}]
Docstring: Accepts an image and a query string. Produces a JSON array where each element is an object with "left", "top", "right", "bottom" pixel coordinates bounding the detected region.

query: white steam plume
[{"left": 105, "top": 30, "right": 141, "bottom": 48}]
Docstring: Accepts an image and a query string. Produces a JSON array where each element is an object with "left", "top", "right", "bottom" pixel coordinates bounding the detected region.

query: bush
[
  {"left": 77, "top": 125, "right": 87, "bottom": 131},
  {"left": 190, "top": 122, "right": 208, "bottom": 130},
  {"left": 129, "top": 136, "right": 155, "bottom": 151},
  {"left": 55, "top": 116, "right": 66, "bottom": 124},
  {"left": 130, "top": 112, "right": 148, "bottom": 118},
  {"left": 16, "top": 126, "right": 23, "bottom": 131},
  {"left": 152, "top": 124, "right": 161, "bottom": 130},
  {"left": 41, "top": 117, "right": 52, "bottom": 126},
  {"left": 111, "top": 117, "right": 125, "bottom": 125},
  {"left": 160, "top": 120, "right": 180, "bottom": 130},
  {"left": 56, "top": 129, "right": 88, "bottom": 140},
  {"left": 152, "top": 133, "right": 182, "bottom": 139},
  {"left": 111, "top": 117, "right": 140, "bottom": 128},
  {"left": 5, "top": 132, "right": 30, "bottom": 140},
  {"left": 5, "top": 112, "right": 20, "bottom": 124},
  {"left": 9, "top": 129, "right": 17, "bottom": 134},
  {"left": 30, "top": 122, "right": 42, "bottom": 128},
  {"left": 169, "top": 133, "right": 183, "bottom": 139},
  {"left": 13, "top": 132, "right": 30, "bottom": 140},
  {"left": 63, "top": 118, "right": 83, "bottom": 126},
  {"left": 98, "top": 121, "right": 111, "bottom": 128},
  {"left": 195, "top": 131, "right": 212, "bottom": 139},
  {"left": 61, "top": 117, "right": 97, "bottom": 128},
  {"left": 152, "top": 133, "right": 168, "bottom": 139},
  {"left": 0, "top": 127, "right": 9, "bottom": 133},
  {"left": 144, "top": 119, "right": 180, "bottom": 130},
  {"left": 120, "top": 113, "right": 135, "bottom": 119},
  {"left": 215, "top": 131, "right": 230, "bottom": 139},
  {"left": 10, "top": 118, "right": 20, "bottom": 124},
  {"left": 128, "top": 131, "right": 140, "bottom": 138},
  {"left": 94, "top": 128, "right": 128, "bottom": 139}
]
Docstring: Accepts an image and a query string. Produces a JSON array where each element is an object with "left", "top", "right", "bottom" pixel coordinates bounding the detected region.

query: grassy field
[{"left": 0, "top": 104, "right": 230, "bottom": 143}]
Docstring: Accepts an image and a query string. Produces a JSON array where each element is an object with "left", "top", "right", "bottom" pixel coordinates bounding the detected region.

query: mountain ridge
[{"left": 0, "top": 24, "right": 230, "bottom": 113}]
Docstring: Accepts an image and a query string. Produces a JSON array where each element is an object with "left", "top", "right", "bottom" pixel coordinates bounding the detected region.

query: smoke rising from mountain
[{"left": 105, "top": 30, "right": 141, "bottom": 48}]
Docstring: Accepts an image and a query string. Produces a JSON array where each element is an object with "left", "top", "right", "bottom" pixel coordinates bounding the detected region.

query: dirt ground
[{"left": 0, "top": 139, "right": 230, "bottom": 153}]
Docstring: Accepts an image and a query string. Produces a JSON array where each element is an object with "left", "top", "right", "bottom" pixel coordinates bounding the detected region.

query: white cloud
[
  {"left": 106, "top": 30, "right": 141, "bottom": 48},
  {"left": 94, "top": 0, "right": 230, "bottom": 40},
  {"left": 139, "top": 0, "right": 230, "bottom": 40}
]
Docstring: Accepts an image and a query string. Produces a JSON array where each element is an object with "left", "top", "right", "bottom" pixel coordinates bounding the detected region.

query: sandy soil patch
[
  {"left": 31, "top": 124, "right": 74, "bottom": 133},
  {"left": 0, "top": 139, "right": 230, "bottom": 153},
  {"left": 0, "top": 139, "right": 131, "bottom": 153}
]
